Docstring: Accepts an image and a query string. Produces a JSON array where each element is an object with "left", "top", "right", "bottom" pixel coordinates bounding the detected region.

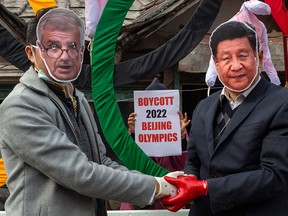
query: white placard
[{"left": 133, "top": 90, "right": 181, "bottom": 157}]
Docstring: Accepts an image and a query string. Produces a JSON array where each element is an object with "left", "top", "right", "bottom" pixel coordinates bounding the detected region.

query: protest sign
[{"left": 134, "top": 90, "right": 181, "bottom": 157}]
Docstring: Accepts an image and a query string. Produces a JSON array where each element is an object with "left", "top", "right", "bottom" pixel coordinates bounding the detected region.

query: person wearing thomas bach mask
[{"left": 160, "top": 21, "right": 288, "bottom": 216}]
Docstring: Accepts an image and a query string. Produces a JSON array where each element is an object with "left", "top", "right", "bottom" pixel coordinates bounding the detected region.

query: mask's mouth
[
  {"left": 210, "top": 21, "right": 259, "bottom": 93},
  {"left": 217, "top": 68, "right": 258, "bottom": 93}
]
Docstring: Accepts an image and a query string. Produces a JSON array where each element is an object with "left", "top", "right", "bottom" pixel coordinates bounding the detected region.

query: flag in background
[
  {"left": 264, "top": 0, "right": 288, "bottom": 35},
  {"left": 28, "top": 0, "right": 57, "bottom": 14},
  {"left": 85, "top": 0, "right": 108, "bottom": 38},
  {"left": 0, "top": 159, "right": 6, "bottom": 187}
]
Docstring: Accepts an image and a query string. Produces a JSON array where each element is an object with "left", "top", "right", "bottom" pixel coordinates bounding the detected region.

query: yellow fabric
[
  {"left": 28, "top": 0, "right": 57, "bottom": 14},
  {"left": 0, "top": 158, "right": 6, "bottom": 187}
]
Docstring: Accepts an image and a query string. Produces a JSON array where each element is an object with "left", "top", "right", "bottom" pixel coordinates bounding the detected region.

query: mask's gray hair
[{"left": 36, "top": 8, "right": 85, "bottom": 45}]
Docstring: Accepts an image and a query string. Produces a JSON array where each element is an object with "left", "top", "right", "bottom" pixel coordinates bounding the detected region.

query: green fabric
[{"left": 91, "top": 0, "right": 168, "bottom": 176}]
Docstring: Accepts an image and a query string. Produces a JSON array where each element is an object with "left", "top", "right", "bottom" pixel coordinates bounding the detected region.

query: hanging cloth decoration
[
  {"left": 264, "top": 0, "right": 288, "bottom": 35},
  {"left": 85, "top": 0, "right": 108, "bottom": 39}
]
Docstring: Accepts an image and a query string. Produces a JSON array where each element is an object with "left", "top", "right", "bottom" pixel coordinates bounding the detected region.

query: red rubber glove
[{"left": 160, "top": 175, "right": 208, "bottom": 212}]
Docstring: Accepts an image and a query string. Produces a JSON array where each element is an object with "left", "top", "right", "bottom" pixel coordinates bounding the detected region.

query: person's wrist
[
  {"left": 154, "top": 177, "right": 161, "bottom": 198},
  {"left": 156, "top": 179, "right": 160, "bottom": 195},
  {"left": 128, "top": 128, "right": 134, "bottom": 134},
  {"left": 181, "top": 130, "right": 186, "bottom": 140}
]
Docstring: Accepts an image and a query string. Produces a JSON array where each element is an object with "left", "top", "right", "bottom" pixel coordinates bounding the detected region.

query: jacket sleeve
[{"left": 0, "top": 24, "right": 31, "bottom": 71}]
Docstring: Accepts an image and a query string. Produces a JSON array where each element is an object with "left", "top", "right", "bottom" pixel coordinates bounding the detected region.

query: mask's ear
[
  {"left": 79, "top": 45, "right": 85, "bottom": 63},
  {"left": 80, "top": 45, "right": 85, "bottom": 55}
]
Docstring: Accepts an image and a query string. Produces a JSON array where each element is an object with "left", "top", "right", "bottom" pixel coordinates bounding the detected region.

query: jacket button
[{"left": 221, "top": 204, "right": 234, "bottom": 210}]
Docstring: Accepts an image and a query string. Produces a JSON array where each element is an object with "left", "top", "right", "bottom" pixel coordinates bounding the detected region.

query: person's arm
[
  {"left": 127, "top": 112, "right": 136, "bottom": 134},
  {"left": 0, "top": 24, "right": 31, "bottom": 71},
  {"left": 178, "top": 111, "right": 191, "bottom": 141}
]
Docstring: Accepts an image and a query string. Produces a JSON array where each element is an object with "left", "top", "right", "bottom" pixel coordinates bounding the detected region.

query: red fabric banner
[{"left": 264, "top": 0, "right": 288, "bottom": 35}]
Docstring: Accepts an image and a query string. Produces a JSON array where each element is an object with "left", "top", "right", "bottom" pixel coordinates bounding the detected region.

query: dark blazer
[{"left": 184, "top": 77, "right": 288, "bottom": 216}]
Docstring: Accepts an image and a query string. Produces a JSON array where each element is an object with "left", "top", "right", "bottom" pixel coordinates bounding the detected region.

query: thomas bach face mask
[{"left": 35, "top": 8, "right": 84, "bottom": 83}]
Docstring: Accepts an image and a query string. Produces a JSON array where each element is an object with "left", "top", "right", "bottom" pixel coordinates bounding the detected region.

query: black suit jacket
[{"left": 185, "top": 77, "right": 288, "bottom": 216}]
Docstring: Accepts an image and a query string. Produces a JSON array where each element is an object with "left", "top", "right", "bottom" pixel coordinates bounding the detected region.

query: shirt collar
[{"left": 220, "top": 76, "right": 261, "bottom": 109}]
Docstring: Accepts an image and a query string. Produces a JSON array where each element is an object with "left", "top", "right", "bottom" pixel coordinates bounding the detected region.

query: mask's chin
[
  {"left": 39, "top": 51, "right": 82, "bottom": 83},
  {"left": 218, "top": 71, "right": 258, "bottom": 93},
  {"left": 218, "top": 60, "right": 259, "bottom": 93}
]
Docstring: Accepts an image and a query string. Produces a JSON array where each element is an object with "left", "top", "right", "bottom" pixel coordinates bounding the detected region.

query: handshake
[{"left": 154, "top": 171, "right": 208, "bottom": 212}]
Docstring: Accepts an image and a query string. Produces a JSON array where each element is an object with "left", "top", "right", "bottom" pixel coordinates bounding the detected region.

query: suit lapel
[
  {"left": 77, "top": 94, "right": 101, "bottom": 163},
  {"left": 216, "top": 78, "right": 269, "bottom": 149},
  {"left": 205, "top": 92, "right": 221, "bottom": 156}
]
